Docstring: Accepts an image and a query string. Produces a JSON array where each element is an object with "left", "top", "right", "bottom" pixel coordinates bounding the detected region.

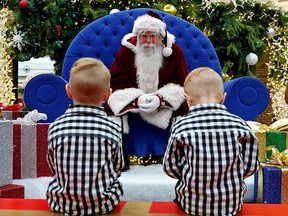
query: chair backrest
[{"left": 61, "top": 8, "right": 222, "bottom": 80}]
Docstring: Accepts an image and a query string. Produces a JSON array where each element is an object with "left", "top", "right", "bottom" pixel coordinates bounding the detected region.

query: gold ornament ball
[{"left": 163, "top": 4, "right": 177, "bottom": 15}]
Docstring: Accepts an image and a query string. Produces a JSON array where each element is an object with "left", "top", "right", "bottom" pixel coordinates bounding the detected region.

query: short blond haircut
[
  {"left": 184, "top": 67, "right": 224, "bottom": 103},
  {"left": 69, "top": 58, "right": 110, "bottom": 103}
]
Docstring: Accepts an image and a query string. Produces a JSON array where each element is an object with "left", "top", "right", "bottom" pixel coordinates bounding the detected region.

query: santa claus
[{"left": 106, "top": 10, "right": 188, "bottom": 164}]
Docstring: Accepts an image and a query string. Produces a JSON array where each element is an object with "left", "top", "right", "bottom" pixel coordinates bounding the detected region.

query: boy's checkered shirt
[
  {"left": 46, "top": 105, "right": 124, "bottom": 215},
  {"left": 163, "top": 103, "right": 259, "bottom": 216}
]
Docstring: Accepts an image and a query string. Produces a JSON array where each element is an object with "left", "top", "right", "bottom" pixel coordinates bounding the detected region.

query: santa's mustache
[{"left": 142, "top": 43, "right": 156, "bottom": 48}]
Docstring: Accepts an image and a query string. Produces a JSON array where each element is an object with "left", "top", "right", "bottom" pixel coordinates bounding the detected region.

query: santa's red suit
[{"left": 106, "top": 11, "right": 188, "bottom": 158}]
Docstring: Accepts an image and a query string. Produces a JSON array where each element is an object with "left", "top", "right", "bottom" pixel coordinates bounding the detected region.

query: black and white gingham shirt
[
  {"left": 163, "top": 103, "right": 259, "bottom": 216},
  {"left": 46, "top": 105, "right": 124, "bottom": 215}
]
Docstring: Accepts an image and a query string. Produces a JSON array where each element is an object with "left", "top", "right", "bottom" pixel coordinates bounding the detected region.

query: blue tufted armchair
[{"left": 24, "top": 8, "right": 269, "bottom": 156}]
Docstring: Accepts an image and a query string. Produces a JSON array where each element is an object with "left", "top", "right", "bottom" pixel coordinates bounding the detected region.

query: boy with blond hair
[
  {"left": 163, "top": 67, "right": 259, "bottom": 215},
  {"left": 46, "top": 57, "right": 124, "bottom": 215}
]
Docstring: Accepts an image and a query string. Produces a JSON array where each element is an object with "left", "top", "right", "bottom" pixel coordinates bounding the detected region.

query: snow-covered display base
[{"left": 12, "top": 164, "right": 256, "bottom": 203}]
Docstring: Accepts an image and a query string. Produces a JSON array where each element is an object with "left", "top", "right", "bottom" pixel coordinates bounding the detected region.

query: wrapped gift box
[
  {"left": 0, "top": 184, "right": 24, "bottom": 198},
  {"left": 247, "top": 120, "right": 288, "bottom": 162},
  {"left": 13, "top": 123, "right": 52, "bottom": 179},
  {"left": 2, "top": 111, "right": 29, "bottom": 120},
  {"left": 256, "top": 131, "right": 288, "bottom": 162},
  {"left": 0, "top": 121, "right": 13, "bottom": 187},
  {"left": 254, "top": 163, "right": 288, "bottom": 204}
]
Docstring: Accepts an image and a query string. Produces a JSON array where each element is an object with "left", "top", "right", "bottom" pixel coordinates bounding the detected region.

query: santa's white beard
[{"left": 135, "top": 42, "right": 164, "bottom": 93}]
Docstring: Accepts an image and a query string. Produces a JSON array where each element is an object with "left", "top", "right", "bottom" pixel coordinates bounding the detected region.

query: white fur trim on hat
[
  {"left": 162, "top": 47, "right": 173, "bottom": 57},
  {"left": 121, "top": 33, "right": 136, "bottom": 51},
  {"left": 166, "top": 33, "right": 175, "bottom": 50},
  {"left": 133, "top": 14, "right": 166, "bottom": 37},
  {"left": 162, "top": 32, "right": 175, "bottom": 57},
  {"left": 121, "top": 31, "right": 175, "bottom": 57}
]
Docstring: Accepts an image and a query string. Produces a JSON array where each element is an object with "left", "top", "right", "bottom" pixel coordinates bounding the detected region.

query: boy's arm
[
  {"left": 242, "top": 132, "right": 259, "bottom": 178},
  {"left": 46, "top": 147, "right": 55, "bottom": 175},
  {"left": 46, "top": 126, "right": 56, "bottom": 174},
  {"left": 162, "top": 135, "right": 183, "bottom": 179},
  {"left": 113, "top": 138, "right": 125, "bottom": 175}
]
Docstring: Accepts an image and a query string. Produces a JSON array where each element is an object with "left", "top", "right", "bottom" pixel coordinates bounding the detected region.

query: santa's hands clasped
[{"left": 138, "top": 94, "right": 160, "bottom": 113}]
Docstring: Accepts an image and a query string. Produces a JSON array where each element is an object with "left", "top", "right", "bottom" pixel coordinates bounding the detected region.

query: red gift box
[
  {"left": 0, "top": 184, "right": 24, "bottom": 198},
  {"left": 13, "top": 123, "right": 52, "bottom": 179}
]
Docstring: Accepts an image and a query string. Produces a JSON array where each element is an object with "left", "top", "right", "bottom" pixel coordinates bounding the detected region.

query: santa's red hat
[{"left": 132, "top": 10, "right": 173, "bottom": 57}]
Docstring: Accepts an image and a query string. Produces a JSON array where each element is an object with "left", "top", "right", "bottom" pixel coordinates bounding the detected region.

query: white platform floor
[{"left": 12, "top": 164, "right": 256, "bottom": 202}]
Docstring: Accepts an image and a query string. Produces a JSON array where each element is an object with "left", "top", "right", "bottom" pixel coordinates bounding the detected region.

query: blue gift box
[{"left": 254, "top": 164, "right": 288, "bottom": 204}]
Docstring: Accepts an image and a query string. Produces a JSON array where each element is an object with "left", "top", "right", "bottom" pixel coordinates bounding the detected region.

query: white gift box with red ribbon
[{"left": 13, "top": 123, "right": 52, "bottom": 179}]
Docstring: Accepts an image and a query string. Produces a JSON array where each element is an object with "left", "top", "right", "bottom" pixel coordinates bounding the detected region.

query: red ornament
[
  {"left": 56, "top": 25, "right": 62, "bottom": 36},
  {"left": 19, "top": 0, "right": 29, "bottom": 9},
  {"left": 227, "top": 69, "right": 234, "bottom": 76}
]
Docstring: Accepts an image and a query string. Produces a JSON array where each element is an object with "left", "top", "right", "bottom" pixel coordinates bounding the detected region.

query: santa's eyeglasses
[{"left": 138, "top": 33, "right": 161, "bottom": 42}]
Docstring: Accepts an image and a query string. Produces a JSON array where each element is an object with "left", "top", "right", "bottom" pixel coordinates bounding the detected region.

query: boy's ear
[
  {"left": 220, "top": 92, "right": 227, "bottom": 104},
  {"left": 103, "top": 88, "right": 112, "bottom": 102},
  {"left": 184, "top": 93, "right": 192, "bottom": 107},
  {"left": 65, "top": 84, "right": 73, "bottom": 99}
]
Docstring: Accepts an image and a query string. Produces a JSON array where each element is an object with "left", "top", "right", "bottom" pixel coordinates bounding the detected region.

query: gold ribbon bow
[
  {"left": 266, "top": 145, "right": 288, "bottom": 167},
  {"left": 246, "top": 119, "right": 288, "bottom": 132}
]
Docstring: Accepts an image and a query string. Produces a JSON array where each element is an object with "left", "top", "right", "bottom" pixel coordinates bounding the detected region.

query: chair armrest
[
  {"left": 23, "top": 74, "right": 72, "bottom": 123},
  {"left": 224, "top": 76, "right": 269, "bottom": 121}
]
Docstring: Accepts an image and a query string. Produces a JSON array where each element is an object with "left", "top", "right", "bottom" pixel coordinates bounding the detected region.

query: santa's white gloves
[{"left": 138, "top": 94, "right": 160, "bottom": 113}]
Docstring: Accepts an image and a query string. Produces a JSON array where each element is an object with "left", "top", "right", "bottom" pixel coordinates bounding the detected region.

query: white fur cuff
[
  {"left": 108, "top": 88, "right": 145, "bottom": 115},
  {"left": 156, "top": 83, "right": 185, "bottom": 110},
  {"left": 140, "top": 109, "right": 173, "bottom": 129}
]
